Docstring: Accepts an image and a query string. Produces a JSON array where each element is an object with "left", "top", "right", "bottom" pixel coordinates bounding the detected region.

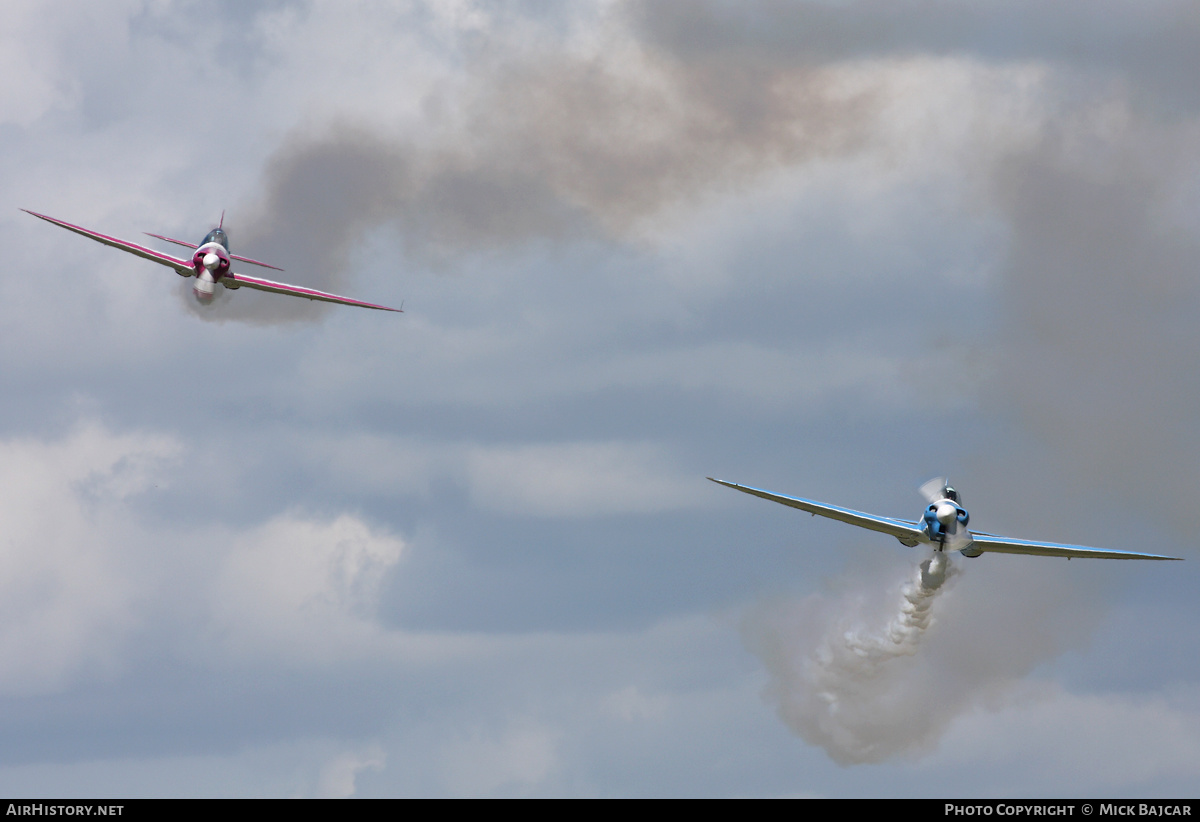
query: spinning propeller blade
[{"left": 918, "top": 476, "right": 948, "bottom": 503}]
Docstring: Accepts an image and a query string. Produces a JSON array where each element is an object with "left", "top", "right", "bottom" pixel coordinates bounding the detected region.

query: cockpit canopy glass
[
  {"left": 943, "top": 486, "right": 959, "bottom": 502},
  {"left": 202, "top": 228, "right": 229, "bottom": 250}
]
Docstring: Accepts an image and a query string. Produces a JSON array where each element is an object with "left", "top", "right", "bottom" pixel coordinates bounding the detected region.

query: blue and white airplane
[{"left": 708, "top": 477, "right": 1182, "bottom": 570}]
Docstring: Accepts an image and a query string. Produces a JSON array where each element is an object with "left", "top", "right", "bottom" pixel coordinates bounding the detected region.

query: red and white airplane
[{"left": 23, "top": 209, "right": 401, "bottom": 312}]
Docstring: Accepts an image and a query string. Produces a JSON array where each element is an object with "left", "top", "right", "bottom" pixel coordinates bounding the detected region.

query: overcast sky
[{"left": 2, "top": 0, "right": 1199, "bottom": 797}]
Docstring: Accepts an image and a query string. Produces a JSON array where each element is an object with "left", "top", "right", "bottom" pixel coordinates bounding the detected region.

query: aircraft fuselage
[
  {"left": 921, "top": 497, "right": 970, "bottom": 549},
  {"left": 190, "top": 228, "right": 234, "bottom": 303}
]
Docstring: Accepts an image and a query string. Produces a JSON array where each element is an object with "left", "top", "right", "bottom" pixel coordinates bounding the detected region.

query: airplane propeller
[
  {"left": 942, "top": 520, "right": 972, "bottom": 554},
  {"left": 918, "top": 476, "right": 948, "bottom": 504},
  {"left": 194, "top": 268, "right": 216, "bottom": 301}
]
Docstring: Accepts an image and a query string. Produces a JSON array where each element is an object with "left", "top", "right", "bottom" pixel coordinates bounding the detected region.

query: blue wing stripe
[
  {"left": 707, "top": 478, "right": 926, "bottom": 543},
  {"left": 969, "top": 535, "right": 1181, "bottom": 561}
]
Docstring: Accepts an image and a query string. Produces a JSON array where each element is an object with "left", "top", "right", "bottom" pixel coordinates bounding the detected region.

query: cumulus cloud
[
  {"left": 0, "top": 424, "right": 178, "bottom": 695},
  {"left": 316, "top": 743, "right": 386, "bottom": 799},
  {"left": 208, "top": 513, "right": 406, "bottom": 663},
  {"left": 0, "top": 422, "right": 413, "bottom": 694}
]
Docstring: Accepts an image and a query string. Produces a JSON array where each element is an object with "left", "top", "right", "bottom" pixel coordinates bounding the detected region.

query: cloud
[
  {"left": 984, "top": 90, "right": 1200, "bottom": 537},
  {"left": 629, "top": 0, "right": 1200, "bottom": 112},
  {"left": 0, "top": 422, "right": 414, "bottom": 694},
  {"left": 438, "top": 720, "right": 560, "bottom": 797},
  {"left": 0, "top": 423, "right": 178, "bottom": 696},
  {"left": 933, "top": 683, "right": 1200, "bottom": 794},
  {"left": 0, "top": 2, "right": 78, "bottom": 127},
  {"left": 207, "top": 513, "right": 406, "bottom": 663},
  {"left": 613, "top": 1, "right": 1200, "bottom": 545},
  {"left": 300, "top": 434, "right": 701, "bottom": 517},
  {"left": 464, "top": 441, "right": 698, "bottom": 517},
  {"left": 316, "top": 743, "right": 386, "bottom": 798},
  {"left": 0, "top": 738, "right": 388, "bottom": 799},
  {"left": 6, "top": 0, "right": 1200, "bottom": 798}
]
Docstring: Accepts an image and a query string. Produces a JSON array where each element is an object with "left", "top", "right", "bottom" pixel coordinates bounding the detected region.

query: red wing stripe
[
  {"left": 228, "top": 272, "right": 402, "bottom": 312},
  {"left": 23, "top": 210, "right": 192, "bottom": 273}
]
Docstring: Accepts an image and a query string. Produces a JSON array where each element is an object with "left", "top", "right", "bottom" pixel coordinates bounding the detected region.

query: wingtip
[
  {"left": 21, "top": 209, "right": 64, "bottom": 225},
  {"left": 22, "top": 209, "right": 68, "bottom": 225}
]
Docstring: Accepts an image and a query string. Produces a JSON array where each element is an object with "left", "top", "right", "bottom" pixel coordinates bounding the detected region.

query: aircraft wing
[
  {"left": 225, "top": 272, "right": 401, "bottom": 312},
  {"left": 23, "top": 210, "right": 193, "bottom": 275},
  {"left": 967, "top": 534, "right": 1181, "bottom": 561},
  {"left": 707, "top": 477, "right": 927, "bottom": 544}
]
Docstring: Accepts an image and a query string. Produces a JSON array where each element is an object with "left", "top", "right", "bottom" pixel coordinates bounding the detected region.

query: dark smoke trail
[{"left": 206, "top": 11, "right": 881, "bottom": 324}]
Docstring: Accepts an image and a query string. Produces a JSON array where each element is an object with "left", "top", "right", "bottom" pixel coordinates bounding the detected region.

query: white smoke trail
[
  {"left": 841, "top": 555, "right": 947, "bottom": 660},
  {"left": 745, "top": 554, "right": 959, "bottom": 765}
]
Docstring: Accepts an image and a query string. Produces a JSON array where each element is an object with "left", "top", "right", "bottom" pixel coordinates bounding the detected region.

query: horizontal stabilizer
[
  {"left": 144, "top": 232, "right": 198, "bottom": 250},
  {"left": 146, "top": 232, "right": 284, "bottom": 271},
  {"left": 228, "top": 254, "right": 284, "bottom": 271}
]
